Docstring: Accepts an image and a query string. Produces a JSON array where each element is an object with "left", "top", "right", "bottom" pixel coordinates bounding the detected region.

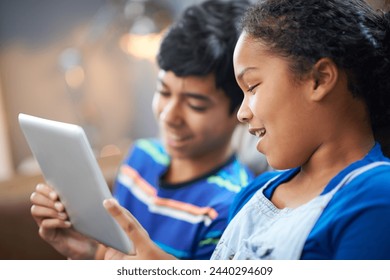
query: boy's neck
[{"left": 164, "top": 146, "right": 233, "bottom": 184}]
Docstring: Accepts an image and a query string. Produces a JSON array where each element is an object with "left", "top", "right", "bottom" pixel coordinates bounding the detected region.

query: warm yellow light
[
  {"left": 65, "top": 66, "right": 85, "bottom": 89},
  {"left": 119, "top": 31, "right": 164, "bottom": 62}
]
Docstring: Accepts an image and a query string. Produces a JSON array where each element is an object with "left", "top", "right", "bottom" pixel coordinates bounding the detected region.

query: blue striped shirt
[{"left": 113, "top": 138, "right": 254, "bottom": 259}]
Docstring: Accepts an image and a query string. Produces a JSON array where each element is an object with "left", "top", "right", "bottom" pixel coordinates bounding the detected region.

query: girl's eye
[{"left": 247, "top": 83, "right": 260, "bottom": 93}]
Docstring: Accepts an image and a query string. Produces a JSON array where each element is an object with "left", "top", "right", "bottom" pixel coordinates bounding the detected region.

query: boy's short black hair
[{"left": 157, "top": 0, "right": 251, "bottom": 115}]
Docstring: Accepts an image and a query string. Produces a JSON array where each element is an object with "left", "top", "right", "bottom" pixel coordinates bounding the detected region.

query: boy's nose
[{"left": 160, "top": 100, "right": 183, "bottom": 127}]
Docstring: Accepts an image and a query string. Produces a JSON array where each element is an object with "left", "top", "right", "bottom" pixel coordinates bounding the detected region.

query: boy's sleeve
[{"left": 192, "top": 209, "right": 230, "bottom": 260}]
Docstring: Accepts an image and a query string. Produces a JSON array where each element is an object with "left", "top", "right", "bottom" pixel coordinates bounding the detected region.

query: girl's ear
[{"left": 310, "top": 58, "right": 338, "bottom": 101}]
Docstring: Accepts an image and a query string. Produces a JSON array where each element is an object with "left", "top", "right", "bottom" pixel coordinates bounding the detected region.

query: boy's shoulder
[{"left": 127, "top": 138, "right": 168, "bottom": 164}]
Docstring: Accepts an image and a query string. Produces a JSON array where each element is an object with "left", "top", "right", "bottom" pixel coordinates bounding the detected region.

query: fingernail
[
  {"left": 49, "top": 192, "right": 57, "bottom": 200},
  {"left": 103, "top": 198, "right": 116, "bottom": 208},
  {"left": 54, "top": 202, "right": 63, "bottom": 211},
  {"left": 58, "top": 212, "right": 67, "bottom": 219},
  {"left": 103, "top": 199, "right": 112, "bottom": 208}
]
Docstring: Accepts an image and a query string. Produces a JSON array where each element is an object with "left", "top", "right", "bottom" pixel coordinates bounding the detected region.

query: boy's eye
[
  {"left": 188, "top": 104, "right": 208, "bottom": 112},
  {"left": 186, "top": 95, "right": 211, "bottom": 112},
  {"left": 158, "top": 91, "right": 170, "bottom": 97}
]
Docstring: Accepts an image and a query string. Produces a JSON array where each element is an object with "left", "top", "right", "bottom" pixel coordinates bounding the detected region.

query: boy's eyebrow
[
  {"left": 157, "top": 77, "right": 212, "bottom": 102},
  {"left": 156, "top": 77, "right": 168, "bottom": 87},
  {"left": 183, "top": 92, "right": 212, "bottom": 102}
]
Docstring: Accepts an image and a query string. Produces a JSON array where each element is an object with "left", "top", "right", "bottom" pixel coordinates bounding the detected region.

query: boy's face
[
  {"left": 152, "top": 70, "right": 238, "bottom": 161},
  {"left": 233, "top": 32, "right": 321, "bottom": 170}
]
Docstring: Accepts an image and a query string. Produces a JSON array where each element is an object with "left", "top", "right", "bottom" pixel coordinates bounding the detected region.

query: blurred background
[
  {"left": 0, "top": 0, "right": 205, "bottom": 259},
  {"left": 0, "top": 0, "right": 208, "bottom": 179},
  {"left": 0, "top": 0, "right": 388, "bottom": 260}
]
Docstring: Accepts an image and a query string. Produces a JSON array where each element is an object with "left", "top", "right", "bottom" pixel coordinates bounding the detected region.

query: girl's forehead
[
  {"left": 234, "top": 34, "right": 277, "bottom": 68},
  {"left": 235, "top": 33, "right": 271, "bottom": 56}
]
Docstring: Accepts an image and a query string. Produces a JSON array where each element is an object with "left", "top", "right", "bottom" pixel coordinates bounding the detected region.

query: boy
[{"left": 30, "top": 0, "right": 254, "bottom": 260}]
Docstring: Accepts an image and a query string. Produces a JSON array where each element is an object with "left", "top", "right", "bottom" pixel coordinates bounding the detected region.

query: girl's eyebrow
[{"left": 237, "top": 66, "right": 257, "bottom": 81}]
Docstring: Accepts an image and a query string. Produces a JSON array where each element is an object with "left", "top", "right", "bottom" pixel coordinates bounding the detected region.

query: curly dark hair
[
  {"left": 157, "top": 0, "right": 251, "bottom": 115},
  {"left": 241, "top": 0, "right": 390, "bottom": 132}
]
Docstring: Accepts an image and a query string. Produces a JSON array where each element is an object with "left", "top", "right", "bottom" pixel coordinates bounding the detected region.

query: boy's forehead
[{"left": 157, "top": 70, "right": 224, "bottom": 98}]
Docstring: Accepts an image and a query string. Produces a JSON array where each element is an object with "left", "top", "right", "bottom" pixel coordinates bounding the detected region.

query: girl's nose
[{"left": 237, "top": 96, "right": 253, "bottom": 123}]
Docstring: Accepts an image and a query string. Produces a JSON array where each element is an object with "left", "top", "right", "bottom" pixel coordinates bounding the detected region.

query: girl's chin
[{"left": 256, "top": 138, "right": 266, "bottom": 155}]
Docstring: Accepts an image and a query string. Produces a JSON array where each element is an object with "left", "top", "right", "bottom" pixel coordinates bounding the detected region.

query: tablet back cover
[{"left": 19, "top": 113, "right": 133, "bottom": 254}]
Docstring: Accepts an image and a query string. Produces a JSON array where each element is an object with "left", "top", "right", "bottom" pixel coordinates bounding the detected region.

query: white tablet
[{"left": 18, "top": 113, "right": 134, "bottom": 255}]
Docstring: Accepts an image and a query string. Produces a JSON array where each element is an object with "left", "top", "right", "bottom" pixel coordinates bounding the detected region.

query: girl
[{"left": 104, "top": 0, "right": 390, "bottom": 260}]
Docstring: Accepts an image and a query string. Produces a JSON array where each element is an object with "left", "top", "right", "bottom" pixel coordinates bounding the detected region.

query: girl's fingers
[
  {"left": 31, "top": 204, "right": 68, "bottom": 220},
  {"left": 103, "top": 198, "right": 176, "bottom": 260},
  {"left": 35, "top": 183, "right": 58, "bottom": 200},
  {"left": 40, "top": 218, "right": 72, "bottom": 229},
  {"left": 103, "top": 198, "right": 147, "bottom": 246},
  {"left": 30, "top": 191, "right": 65, "bottom": 212}
]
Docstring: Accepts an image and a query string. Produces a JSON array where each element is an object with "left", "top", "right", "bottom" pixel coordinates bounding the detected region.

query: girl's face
[{"left": 233, "top": 32, "right": 321, "bottom": 170}]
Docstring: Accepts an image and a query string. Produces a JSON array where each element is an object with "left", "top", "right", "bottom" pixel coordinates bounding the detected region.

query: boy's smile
[{"left": 152, "top": 70, "right": 238, "bottom": 163}]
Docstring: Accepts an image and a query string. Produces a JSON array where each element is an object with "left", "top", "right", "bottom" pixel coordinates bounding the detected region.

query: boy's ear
[{"left": 310, "top": 58, "right": 338, "bottom": 101}]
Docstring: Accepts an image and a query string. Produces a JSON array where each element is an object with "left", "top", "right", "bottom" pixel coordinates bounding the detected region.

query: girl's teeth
[{"left": 256, "top": 129, "right": 266, "bottom": 138}]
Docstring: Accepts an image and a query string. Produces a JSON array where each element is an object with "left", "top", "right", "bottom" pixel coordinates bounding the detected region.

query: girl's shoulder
[{"left": 228, "top": 169, "right": 293, "bottom": 220}]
